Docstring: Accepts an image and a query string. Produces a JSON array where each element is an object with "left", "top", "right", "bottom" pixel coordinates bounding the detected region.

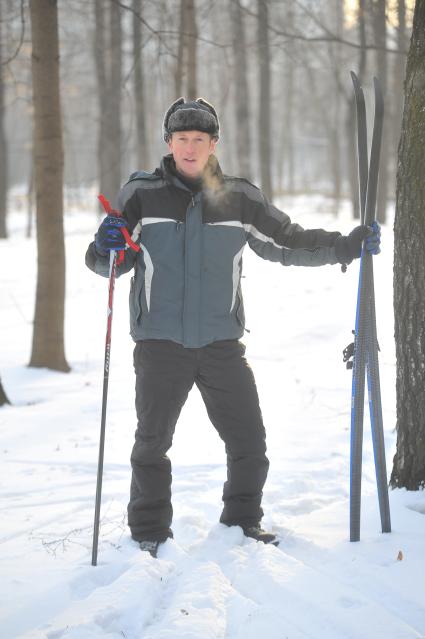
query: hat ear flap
[
  {"left": 196, "top": 97, "right": 218, "bottom": 120},
  {"left": 163, "top": 97, "right": 185, "bottom": 142},
  {"left": 196, "top": 98, "right": 219, "bottom": 139}
]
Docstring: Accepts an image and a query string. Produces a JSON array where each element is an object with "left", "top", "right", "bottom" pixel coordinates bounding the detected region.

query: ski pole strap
[
  {"left": 343, "top": 330, "right": 356, "bottom": 369},
  {"left": 120, "top": 226, "right": 140, "bottom": 252},
  {"left": 97, "top": 194, "right": 141, "bottom": 254},
  {"left": 98, "top": 194, "right": 114, "bottom": 214}
]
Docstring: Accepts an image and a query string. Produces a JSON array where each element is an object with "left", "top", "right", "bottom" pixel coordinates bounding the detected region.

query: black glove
[
  {"left": 95, "top": 215, "right": 128, "bottom": 255},
  {"left": 334, "top": 225, "right": 371, "bottom": 265}
]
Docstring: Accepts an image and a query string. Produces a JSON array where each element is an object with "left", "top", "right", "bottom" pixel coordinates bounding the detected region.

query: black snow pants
[{"left": 128, "top": 339, "right": 269, "bottom": 542}]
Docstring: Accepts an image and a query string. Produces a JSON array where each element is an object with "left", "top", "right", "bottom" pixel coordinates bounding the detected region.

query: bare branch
[
  {"left": 111, "top": 0, "right": 231, "bottom": 51},
  {"left": 233, "top": 0, "right": 408, "bottom": 56},
  {"left": 1, "top": 0, "right": 26, "bottom": 66}
]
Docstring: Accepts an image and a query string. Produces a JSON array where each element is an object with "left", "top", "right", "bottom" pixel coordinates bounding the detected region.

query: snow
[{"left": 1, "top": 197, "right": 424, "bottom": 639}]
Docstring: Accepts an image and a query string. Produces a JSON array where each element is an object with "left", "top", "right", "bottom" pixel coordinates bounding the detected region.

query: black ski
[{"left": 348, "top": 72, "right": 391, "bottom": 542}]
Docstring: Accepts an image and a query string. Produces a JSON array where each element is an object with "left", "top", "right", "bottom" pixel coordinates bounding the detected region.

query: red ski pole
[{"left": 91, "top": 195, "right": 139, "bottom": 566}]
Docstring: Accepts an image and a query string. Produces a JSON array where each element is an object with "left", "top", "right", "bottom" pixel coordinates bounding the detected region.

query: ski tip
[
  {"left": 350, "top": 71, "right": 363, "bottom": 95},
  {"left": 373, "top": 77, "right": 384, "bottom": 113},
  {"left": 373, "top": 76, "right": 383, "bottom": 94}
]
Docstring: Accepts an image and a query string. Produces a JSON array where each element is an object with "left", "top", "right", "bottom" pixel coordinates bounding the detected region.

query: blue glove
[
  {"left": 95, "top": 215, "right": 128, "bottom": 254},
  {"left": 365, "top": 221, "right": 381, "bottom": 255}
]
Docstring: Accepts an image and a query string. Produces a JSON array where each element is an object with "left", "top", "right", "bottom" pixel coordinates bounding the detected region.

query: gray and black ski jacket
[{"left": 85, "top": 155, "right": 342, "bottom": 348}]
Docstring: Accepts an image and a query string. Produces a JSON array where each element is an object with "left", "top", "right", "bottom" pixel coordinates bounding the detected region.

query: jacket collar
[{"left": 159, "top": 154, "right": 225, "bottom": 195}]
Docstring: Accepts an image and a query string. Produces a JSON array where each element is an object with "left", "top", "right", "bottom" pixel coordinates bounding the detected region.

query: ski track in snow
[
  {"left": 1, "top": 204, "right": 425, "bottom": 638},
  {"left": 11, "top": 526, "right": 425, "bottom": 639}
]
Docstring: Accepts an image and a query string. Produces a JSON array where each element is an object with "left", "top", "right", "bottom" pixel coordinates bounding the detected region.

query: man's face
[{"left": 168, "top": 130, "right": 217, "bottom": 178}]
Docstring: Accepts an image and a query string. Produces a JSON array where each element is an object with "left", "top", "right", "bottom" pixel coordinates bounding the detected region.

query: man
[{"left": 86, "top": 98, "right": 380, "bottom": 558}]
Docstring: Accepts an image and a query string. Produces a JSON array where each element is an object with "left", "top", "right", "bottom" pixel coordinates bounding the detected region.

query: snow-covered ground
[{"left": 1, "top": 197, "right": 424, "bottom": 639}]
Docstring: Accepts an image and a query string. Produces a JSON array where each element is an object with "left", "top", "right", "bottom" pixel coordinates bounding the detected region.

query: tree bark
[
  {"left": 393, "top": 0, "right": 408, "bottom": 160},
  {"left": 257, "top": 0, "right": 272, "bottom": 200},
  {"left": 29, "top": 0, "right": 69, "bottom": 372},
  {"left": 0, "top": 2, "right": 8, "bottom": 239},
  {"left": 230, "top": 0, "right": 252, "bottom": 181},
  {"left": 133, "top": 0, "right": 149, "bottom": 170},
  {"left": 391, "top": 0, "right": 425, "bottom": 490}
]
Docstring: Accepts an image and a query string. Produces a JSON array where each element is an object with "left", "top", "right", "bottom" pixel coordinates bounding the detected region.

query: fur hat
[{"left": 163, "top": 98, "right": 220, "bottom": 142}]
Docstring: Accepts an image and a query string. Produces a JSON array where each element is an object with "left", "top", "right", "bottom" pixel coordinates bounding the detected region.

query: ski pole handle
[{"left": 97, "top": 194, "right": 141, "bottom": 255}]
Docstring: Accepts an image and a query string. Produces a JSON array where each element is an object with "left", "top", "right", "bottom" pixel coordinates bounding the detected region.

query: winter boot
[
  {"left": 243, "top": 525, "right": 279, "bottom": 546},
  {"left": 139, "top": 540, "right": 161, "bottom": 558}
]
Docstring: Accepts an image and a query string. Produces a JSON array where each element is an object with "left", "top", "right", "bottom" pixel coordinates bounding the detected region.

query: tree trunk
[
  {"left": 391, "top": 0, "right": 425, "bottom": 490},
  {"left": 284, "top": 7, "right": 295, "bottom": 194},
  {"left": 94, "top": 0, "right": 109, "bottom": 206},
  {"left": 329, "top": 0, "right": 344, "bottom": 213},
  {"left": 370, "top": 0, "right": 388, "bottom": 223},
  {"left": 0, "top": 2, "right": 8, "bottom": 239},
  {"left": 26, "top": 160, "right": 34, "bottom": 239},
  {"left": 109, "top": 0, "right": 122, "bottom": 196},
  {"left": 133, "top": 0, "right": 149, "bottom": 170},
  {"left": 257, "top": 0, "right": 272, "bottom": 200},
  {"left": 230, "top": 0, "right": 252, "bottom": 181},
  {"left": 94, "top": 0, "right": 122, "bottom": 204},
  {"left": 185, "top": 0, "right": 197, "bottom": 99},
  {"left": 347, "top": 0, "right": 368, "bottom": 219},
  {"left": 29, "top": 0, "right": 69, "bottom": 372},
  {"left": 0, "top": 375, "right": 10, "bottom": 406},
  {"left": 175, "top": 0, "right": 186, "bottom": 97},
  {"left": 393, "top": 0, "right": 408, "bottom": 162}
]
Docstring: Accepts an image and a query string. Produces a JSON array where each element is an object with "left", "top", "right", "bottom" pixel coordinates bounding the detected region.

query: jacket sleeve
[
  {"left": 243, "top": 188, "right": 341, "bottom": 267},
  {"left": 85, "top": 241, "right": 138, "bottom": 278}
]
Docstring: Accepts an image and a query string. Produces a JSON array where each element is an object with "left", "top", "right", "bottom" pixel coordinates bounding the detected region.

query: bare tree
[
  {"left": 391, "top": 0, "right": 425, "bottom": 490},
  {"left": 175, "top": 0, "right": 186, "bottom": 97},
  {"left": 109, "top": 0, "right": 122, "bottom": 195},
  {"left": 133, "top": 0, "right": 149, "bottom": 170},
  {"left": 185, "top": 0, "right": 197, "bottom": 99},
  {"left": 329, "top": 0, "right": 344, "bottom": 211},
  {"left": 94, "top": 0, "right": 122, "bottom": 204},
  {"left": 94, "top": 0, "right": 109, "bottom": 202},
  {"left": 369, "top": 0, "right": 388, "bottom": 222},
  {"left": 346, "top": 0, "right": 368, "bottom": 218},
  {"left": 257, "top": 0, "right": 272, "bottom": 200},
  {"left": 230, "top": 0, "right": 252, "bottom": 181},
  {"left": 279, "top": 3, "right": 295, "bottom": 194},
  {"left": 0, "top": 2, "right": 8, "bottom": 239},
  {"left": 174, "top": 0, "right": 198, "bottom": 99},
  {"left": 29, "top": 0, "right": 69, "bottom": 372}
]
